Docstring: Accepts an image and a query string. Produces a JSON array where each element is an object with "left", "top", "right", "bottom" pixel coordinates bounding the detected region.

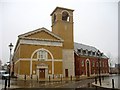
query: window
[
  {"left": 53, "top": 14, "right": 56, "bottom": 23},
  {"left": 81, "top": 60, "right": 84, "bottom": 67},
  {"left": 96, "top": 62, "right": 98, "bottom": 67},
  {"left": 83, "top": 50, "right": 86, "bottom": 55},
  {"left": 62, "top": 11, "right": 70, "bottom": 22},
  {"left": 104, "top": 62, "right": 107, "bottom": 67},
  {"left": 77, "top": 49, "right": 81, "bottom": 54},
  {"left": 100, "top": 61, "right": 101, "bottom": 67},
  {"left": 38, "top": 50, "right": 47, "bottom": 61},
  {"left": 92, "top": 61, "right": 95, "bottom": 67},
  {"left": 88, "top": 51, "right": 91, "bottom": 56},
  {"left": 92, "top": 52, "right": 95, "bottom": 56},
  {"left": 103, "top": 62, "right": 104, "bottom": 67}
]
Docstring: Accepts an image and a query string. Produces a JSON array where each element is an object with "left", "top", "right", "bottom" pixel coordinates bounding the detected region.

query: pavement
[
  {"left": 92, "top": 80, "right": 120, "bottom": 90},
  {"left": 92, "top": 75, "right": 120, "bottom": 90},
  {"left": 1, "top": 74, "right": 118, "bottom": 90},
  {"left": 0, "top": 77, "right": 95, "bottom": 90}
]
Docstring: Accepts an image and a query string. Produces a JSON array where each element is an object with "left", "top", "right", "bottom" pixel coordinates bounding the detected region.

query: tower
[{"left": 51, "top": 7, "right": 75, "bottom": 77}]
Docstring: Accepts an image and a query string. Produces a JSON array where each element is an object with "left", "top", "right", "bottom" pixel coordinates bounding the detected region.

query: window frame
[
  {"left": 81, "top": 60, "right": 84, "bottom": 67},
  {"left": 62, "top": 11, "right": 70, "bottom": 22},
  {"left": 37, "top": 50, "right": 47, "bottom": 61}
]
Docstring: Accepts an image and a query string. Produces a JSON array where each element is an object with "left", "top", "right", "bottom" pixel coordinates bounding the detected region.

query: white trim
[
  {"left": 85, "top": 59, "right": 91, "bottom": 76},
  {"left": 20, "top": 37, "right": 63, "bottom": 42},
  {"left": 20, "top": 39, "right": 63, "bottom": 47},
  {"left": 37, "top": 50, "right": 48, "bottom": 61},
  {"left": 36, "top": 63, "right": 48, "bottom": 69},
  {"left": 19, "top": 58, "right": 37, "bottom": 61},
  {"left": 36, "top": 63, "right": 48, "bottom": 79},
  {"left": 30, "top": 48, "right": 54, "bottom": 76},
  {"left": 14, "top": 43, "right": 20, "bottom": 57},
  {"left": 14, "top": 58, "right": 62, "bottom": 66},
  {"left": 15, "top": 58, "right": 62, "bottom": 61},
  {"left": 53, "top": 59, "right": 62, "bottom": 61},
  {"left": 14, "top": 60, "right": 20, "bottom": 65},
  {"left": 14, "top": 59, "right": 37, "bottom": 65},
  {"left": 61, "top": 10, "right": 71, "bottom": 16}
]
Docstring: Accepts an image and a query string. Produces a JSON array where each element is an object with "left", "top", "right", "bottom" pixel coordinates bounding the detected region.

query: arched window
[
  {"left": 53, "top": 14, "right": 56, "bottom": 23},
  {"left": 81, "top": 60, "right": 84, "bottom": 67},
  {"left": 37, "top": 50, "right": 47, "bottom": 61},
  {"left": 62, "top": 11, "right": 70, "bottom": 22},
  {"left": 52, "top": 14, "right": 56, "bottom": 23},
  {"left": 92, "top": 61, "right": 95, "bottom": 67}
]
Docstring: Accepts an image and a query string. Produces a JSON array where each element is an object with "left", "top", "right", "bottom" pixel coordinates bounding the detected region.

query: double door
[{"left": 39, "top": 69, "right": 45, "bottom": 78}]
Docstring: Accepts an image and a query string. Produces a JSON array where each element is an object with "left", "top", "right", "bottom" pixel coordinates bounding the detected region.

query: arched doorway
[{"left": 30, "top": 48, "right": 54, "bottom": 78}]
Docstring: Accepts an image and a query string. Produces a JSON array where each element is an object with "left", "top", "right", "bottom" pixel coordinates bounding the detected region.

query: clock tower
[{"left": 51, "top": 7, "right": 75, "bottom": 77}]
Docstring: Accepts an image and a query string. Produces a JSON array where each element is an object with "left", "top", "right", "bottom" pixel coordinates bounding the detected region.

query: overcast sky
[{"left": 0, "top": 0, "right": 119, "bottom": 65}]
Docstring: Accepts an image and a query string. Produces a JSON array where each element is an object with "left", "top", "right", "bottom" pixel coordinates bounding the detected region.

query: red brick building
[{"left": 74, "top": 42, "right": 109, "bottom": 77}]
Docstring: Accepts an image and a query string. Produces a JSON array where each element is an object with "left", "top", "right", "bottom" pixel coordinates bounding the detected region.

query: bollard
[
  {"left": 53, "top": 74, "right": 54, "bottom": 79},
  {"left": 99, "top": 76, "right": 102, "bottom": 86},
  {"left": 16, "top": 76, "right": 17, "bottom": 81},
  {"left": 16, "top": 74, "right": 18, "bottom": 81},
  {"left": 95, "top": 77, "right": 97, "bottom": 84},
  {"left": 112, "top": 79, "right": 114, "bottom": 89},
  {"left": 61, "top": 76, "right": 62, "bottom": 82},
  {"left": 24, "top": 74, "right": 26, "bottom": 81},
  {"left": 31, "top": 75, "right": 32, "bottom": 79},
  {"left": 37, "top": 75, "right": 38, "bottom": 82},
  {"left": 95, "top": 86, "right": 98, "bottom": 90},
  {"left": 49, "top": 76, "right": 50, "bottom": 82},
  {"left": 4, "top": 78, "right": 7, "bottom": 90},
  {"left": 102, "top": 76, "right": 104, "bottom": 81},
  {"left": 71, "top": 75, "right": 72, "bottom": 81}
]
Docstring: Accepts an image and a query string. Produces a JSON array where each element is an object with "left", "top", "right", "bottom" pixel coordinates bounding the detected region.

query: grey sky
[{"left": 0, "top": 0, "right": 119, "bottom": 65}]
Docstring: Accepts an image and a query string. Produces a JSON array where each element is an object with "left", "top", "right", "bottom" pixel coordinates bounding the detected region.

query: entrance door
[
  {"left": 39, "top": 69, "right": 45, "bottom": 78},
  {"left": 65, "top": 69, "right": 68, "bottom": 77},
  {"left": 87, "top": 61, "right": 90, "bottom": 77}
]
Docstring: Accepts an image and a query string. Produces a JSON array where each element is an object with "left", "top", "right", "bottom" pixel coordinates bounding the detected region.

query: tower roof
[{"left": 50, "top": 7, "right": 74, "bottom": 16}]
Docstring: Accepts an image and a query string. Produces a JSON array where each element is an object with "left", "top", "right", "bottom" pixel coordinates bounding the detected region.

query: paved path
[
  {"left": 1, "top": 79, "right": 119, "bottom": 90},
  {"left": 0, "top": 78, "right": 95, "bottom": 89},
  {"left": 92, "top": 75, "right": 120, "bottom": 89}
]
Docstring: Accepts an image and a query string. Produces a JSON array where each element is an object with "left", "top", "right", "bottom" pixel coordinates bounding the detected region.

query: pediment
[{"left": 19, "top": 27, "right": 63, "bottom": 42}]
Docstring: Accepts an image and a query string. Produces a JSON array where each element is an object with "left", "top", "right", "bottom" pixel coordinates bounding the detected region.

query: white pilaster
[{"left": 62, "top": 49, "right": 75, "bottom": 77}]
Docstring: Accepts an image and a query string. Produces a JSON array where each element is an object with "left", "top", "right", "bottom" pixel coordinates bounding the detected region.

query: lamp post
[
  {"left": 97, "top": 50, "right": 103, "bottom": 86},
  {"left": 8, "top": 43, "right": 13, "bottom": 87}
]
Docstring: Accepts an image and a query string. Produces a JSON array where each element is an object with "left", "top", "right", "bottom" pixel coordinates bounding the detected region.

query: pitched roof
[
  {"left": 14, "top": 27, "right": 64, "bottom": 53},
  {"left": 74, "top": 42, "right": 98, "bottom": 52},
  {"left": 74, "top": 42, "right": 108, "bottom": 59},
  {"left": 18, "top": 27, "right": 64, "bottom": 42}
]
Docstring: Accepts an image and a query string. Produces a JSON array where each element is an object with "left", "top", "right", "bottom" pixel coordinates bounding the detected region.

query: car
[
  {"left": 2, "top": 73, "right": 10, "bottom": 80},
  {"left": 0, "top": 70, "right": 9, "bottom": 79}
]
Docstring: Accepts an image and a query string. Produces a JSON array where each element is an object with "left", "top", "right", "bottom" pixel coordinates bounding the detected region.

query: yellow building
[{"left": 13, "top": 7, "right": 75, "bottom": 79}]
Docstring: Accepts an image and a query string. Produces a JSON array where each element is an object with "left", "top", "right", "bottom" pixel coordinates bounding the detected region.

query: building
[
  {"left": 13, "top": 7, "right": 74, "bottom": 79},
  {"left": 13, "top": 7, "right": 109, "bottom": 79},
  {"left": 118, "top": 1, "right": 120, "bottom": 63},
  {"left": 74, "top": 43, "right": 109, "bottom": 77}
]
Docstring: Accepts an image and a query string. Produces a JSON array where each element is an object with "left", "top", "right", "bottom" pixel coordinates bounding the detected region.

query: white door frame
[{"left": 85, "top": 59, "right": 91, "bottom": 76}]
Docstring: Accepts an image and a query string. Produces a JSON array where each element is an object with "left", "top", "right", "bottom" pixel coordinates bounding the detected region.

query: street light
[
  {"left": 97, "top": 50, "right": 103, "bottom": 86},
  {"left": 8, "top": 43, "right": 13, "bottom": 87}
]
